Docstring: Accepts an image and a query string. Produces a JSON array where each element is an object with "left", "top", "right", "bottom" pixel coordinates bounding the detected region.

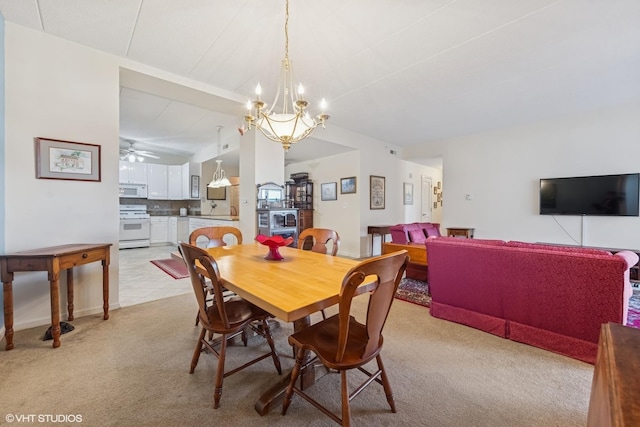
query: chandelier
[
  {"left": 208, "top": 126, "right": 231, "bottom": 188},
  {"left": 243, "top": 0, "right": 329, "bottom": 152}
]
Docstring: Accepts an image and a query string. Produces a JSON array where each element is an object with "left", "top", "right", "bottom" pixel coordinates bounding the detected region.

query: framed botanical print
[
  {"left": 403, "top": 183, "right": 413, "bottom": 205},
  {"left": 370, "top": 175, "right": 385, "bottom": 209}
]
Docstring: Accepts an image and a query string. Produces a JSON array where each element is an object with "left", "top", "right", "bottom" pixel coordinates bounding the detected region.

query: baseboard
[
  {"left": 10, "top": 304, "right": 120, "bottom": 332},
  {"left": 0, "top": 325, "right": 5, "bottom": 346}
]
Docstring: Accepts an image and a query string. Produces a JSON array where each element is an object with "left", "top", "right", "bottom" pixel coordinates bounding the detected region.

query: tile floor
[{"left": 118, "top": 244, "right": 192, "bottom": 307}]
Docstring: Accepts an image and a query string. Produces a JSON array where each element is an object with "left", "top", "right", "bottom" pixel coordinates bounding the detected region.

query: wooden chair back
[
  {"left": 297, "top": 228, "right": 340, "bottom": 256},
  {"left": 189, "top": 226, "right": 243, "bottom": 248},
  {"left": 179, "top": 242, "right": 231, "bottom": 330},
  {"left": 337, "top": 250, "right": 409, "bottom": 361}
]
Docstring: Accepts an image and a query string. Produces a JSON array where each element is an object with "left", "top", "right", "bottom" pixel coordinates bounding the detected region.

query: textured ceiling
[{"left": 1, "top": 0, "right": 639, "bottom": 165}]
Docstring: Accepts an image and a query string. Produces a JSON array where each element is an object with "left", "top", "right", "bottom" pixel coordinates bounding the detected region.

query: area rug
[
  {"left": 395, "top": 278, "right": 430, "bottom": 308},
  {"left": 150, "top": 259, "right": 189, "bottom": 279},
  {"left": 627, "top": 289, "right": 640, "bottom": 329}
]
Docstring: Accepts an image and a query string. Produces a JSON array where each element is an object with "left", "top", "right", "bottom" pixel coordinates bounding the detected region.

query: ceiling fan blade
[{"left": 137, "top": 152, "right": 159, "bottom": 159}]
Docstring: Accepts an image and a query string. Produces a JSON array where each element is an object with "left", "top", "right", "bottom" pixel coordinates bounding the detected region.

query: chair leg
[
  {"left": 194, "top": 310, "right": 200, "bottom": 326},
  {"left": 262, "top": 319, "right": 282, "bottom": 374},
  {"left": 213, "top": 333, "right": 227, "bottom": 409},
  {"left": 282, "top": 348, "right": 304, "bottom": 415},
  {"left": 190, "top": 328, "right": 207, "bottom": 374},
  {"left": 376, "top": 354, "right": 396, "bottom": 413},
  {"left": 341, "top": 370, "right": 352, "bottom": 427}
]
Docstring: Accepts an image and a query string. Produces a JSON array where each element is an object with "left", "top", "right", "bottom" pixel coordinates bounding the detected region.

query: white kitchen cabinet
[
  {"left": 168, "top": 217, "right": 178, "bottom": 244},
  {"left": 168, "top": 165, "right": 182, "bottom": 200},
  {"left": 119, "top": 161, "right": 148, "bottom": 184},
  {"left": 177, "top": 217, "right": 190, "bottom": 243},
  {"left": 150, "top": 216, "right": 169, "bottom": 244},
  {"left": 182, "top": 162, "right": 201, "bottom": 200},
  {"left": 147, "top": 164, "right": 168, "bottom": 199}
]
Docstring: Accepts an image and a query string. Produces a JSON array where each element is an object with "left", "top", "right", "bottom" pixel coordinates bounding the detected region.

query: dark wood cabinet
[
  {"left": 299, "top": 209, "right": 313, "bottom": 233},
  {"left": 286, "top": 173, "right": 313, "bottom": 233},
  {"left": 587, "top": 323, "right": 640, "bottom": 427}
]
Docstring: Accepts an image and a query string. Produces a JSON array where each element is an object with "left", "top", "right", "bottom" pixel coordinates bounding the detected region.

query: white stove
[{"left": 119, "top": 205, "right": 150, "bottom": 249}]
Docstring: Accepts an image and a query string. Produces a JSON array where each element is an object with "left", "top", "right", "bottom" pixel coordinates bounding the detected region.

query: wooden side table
[
  {"left": 446, "top": 227, "right": 475, "bottom": 238},
  {"left": 1, "top": 243, "right": 112, "bottom": 350},
  {"left": 367, "top": 225, "right": 392, "bottom": 255}
]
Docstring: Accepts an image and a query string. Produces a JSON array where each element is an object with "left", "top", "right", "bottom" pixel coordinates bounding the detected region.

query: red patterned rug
[
  {"left": 627, "top": 289, "right": 640, "bottom": 328},
  {"left": 150, "top": 259, "right": 189, "bottom": 279},
  {"left": 395, "top": 278, "right": 430, "bottom": 308}
]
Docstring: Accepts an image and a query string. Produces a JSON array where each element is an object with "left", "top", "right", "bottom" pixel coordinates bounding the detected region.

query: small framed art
[
  {"left": 403, "top": 183, "right": 413, "bottom": 205},
  {"left": 35, "top": 137, "right": 101, "bottom": 182},
  {"left": 321, "top": 182, "right": 337, "bottom": 201},
  {"left": 340, "top": 177, "right": 357, "bottom": 194},
  {"left": 370, "top": 175, "right": 385, "bottom": 209}
]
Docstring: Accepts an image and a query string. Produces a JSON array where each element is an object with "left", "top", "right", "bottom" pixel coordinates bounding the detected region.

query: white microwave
[{"left": 119, "top": 183, "right": 148, "bottom": 198}]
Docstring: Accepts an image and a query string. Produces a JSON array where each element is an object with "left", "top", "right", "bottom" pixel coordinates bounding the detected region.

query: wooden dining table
[{"left": 193, "top": 242, "right": 375, "bottom": 416}]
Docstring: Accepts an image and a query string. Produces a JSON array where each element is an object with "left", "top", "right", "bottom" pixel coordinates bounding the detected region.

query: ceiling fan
[{"left": 119, "top": 139, "right": 159, "bottom": 162}]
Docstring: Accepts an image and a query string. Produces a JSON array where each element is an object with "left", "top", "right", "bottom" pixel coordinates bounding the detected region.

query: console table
[
  {"left": 367, "top": 225, "right": 392, "bottom": 256},
  {"left": 0, "top": 243, "right": 112, "bottom": 350},
  {"left": 446, "top": 227, "right": 475, "bottom": 238}
]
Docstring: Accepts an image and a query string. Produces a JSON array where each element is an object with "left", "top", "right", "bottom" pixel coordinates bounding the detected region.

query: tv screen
[{"left": 539, "top": 173, "right": 640, "bottom": 216}]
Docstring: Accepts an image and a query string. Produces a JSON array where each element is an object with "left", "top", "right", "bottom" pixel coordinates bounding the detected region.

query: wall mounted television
[{"left": 539, "top": 173, "right": 640, "bottom": 216}]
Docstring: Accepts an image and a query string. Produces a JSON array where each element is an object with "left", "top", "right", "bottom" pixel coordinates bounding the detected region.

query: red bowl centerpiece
[{"left": 255, "top": 234, "right": 294, "bottom": 261}]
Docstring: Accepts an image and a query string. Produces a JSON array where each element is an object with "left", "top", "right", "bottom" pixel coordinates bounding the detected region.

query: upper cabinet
[
  {"left": 147, "top": 164, "right": 168, "bottom": 199},
  {"left": 145, "top": 162, "right": 201, "bottom": 200},
  {"left": 119, "top": 161, "right": 148, "bottom": 184},
  {"left": 182, "top": 162, "right": 201, "bottom": 200},
  {"left": 168, "top": 165, "right": 183, "bottom": 200}
]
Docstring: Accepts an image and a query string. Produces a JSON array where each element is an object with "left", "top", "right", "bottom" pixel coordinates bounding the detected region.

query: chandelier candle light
[
  {"left": 243, "top": 0, "right": 329, "bottom": 152},
  {"left": 208, "top": 126, "right": 231, "bottom": 188}
]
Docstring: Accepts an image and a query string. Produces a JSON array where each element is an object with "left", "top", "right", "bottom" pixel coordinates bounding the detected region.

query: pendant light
[{"left": 208, "top": 126, "right": 231, "bottom": 188}]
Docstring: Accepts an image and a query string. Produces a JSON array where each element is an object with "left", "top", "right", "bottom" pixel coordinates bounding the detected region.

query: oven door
[{"left": 119, "top": 218, "right": 150, "bottom": 248}]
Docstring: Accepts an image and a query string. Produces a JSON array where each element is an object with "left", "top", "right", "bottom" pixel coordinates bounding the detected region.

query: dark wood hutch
[{"left": 286, "top": 173, "right": 313, "bottom": 233}]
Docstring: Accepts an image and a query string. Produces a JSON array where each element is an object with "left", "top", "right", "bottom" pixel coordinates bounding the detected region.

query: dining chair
[
  {"left": 189, "top": 226, "right": 243, "bottom": 248},
  {"left": 282, "top": 250, "right": 409, "bottom": 426},
  {"left": 297, "top": 228, "right": 341, "bottom": 320},
  {"left": 180, "top": 242, "right": 282, "bottom": 409},
  {"left": 297, "top": 227, "right": 340, "bottom": 256},
  {"left": 188, "top": 226, "right": 242, "bottom": 325}
]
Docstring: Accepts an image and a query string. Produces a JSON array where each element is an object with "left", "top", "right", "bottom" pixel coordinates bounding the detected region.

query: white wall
[
  {"left": 4, "top": 23, "right": 121, "bottom": 330},
  {"left": 287, "top": 150, "right": 442, "bottom": 258},
  {"left": 415, "top": 101, "right": 640, "bottom": 249}
]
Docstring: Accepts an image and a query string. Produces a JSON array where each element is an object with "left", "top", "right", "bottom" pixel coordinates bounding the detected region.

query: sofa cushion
[
  {"left": 409, "top": 228, "right": 427, "bottom": 243},
  {"left": 423, "top": 224, "right": 441, "bottom": 238}
]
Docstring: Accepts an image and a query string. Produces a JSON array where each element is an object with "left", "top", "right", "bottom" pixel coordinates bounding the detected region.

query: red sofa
[
  {"left": 425, "top": 237, "right": 638, "bottom": 364},
  {"left": 389, "top": 222, "right": 440, "bottom": 280}
]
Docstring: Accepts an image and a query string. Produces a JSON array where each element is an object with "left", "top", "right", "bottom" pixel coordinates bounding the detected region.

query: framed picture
[
  {"left": 35, "top": 137, "right": 101, "bottom": 182},
  {"left": 190, "top": 175, "right": 200, "bottom": 198},
  {"left": 321, "top": 182, "right": 337, "bottom": 201},
  {"left": 370, "top": 175, "right": 385, "bottom": 209},
  {"left": 207, "top": 186, "right": 226, "bottom": 200},
  {"left": 340, "top": 177, "right": 357, "bottom": 194},
  {"left": 403, "top": 183, "right": 414, "bottom": 205}
]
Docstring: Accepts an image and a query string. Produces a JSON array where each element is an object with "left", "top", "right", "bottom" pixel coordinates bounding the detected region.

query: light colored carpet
[{"left": 0, "top": 293, "right": 594, "bottom": 426}]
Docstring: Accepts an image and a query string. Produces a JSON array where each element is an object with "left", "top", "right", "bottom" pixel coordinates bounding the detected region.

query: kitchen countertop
[{"left": 149, "top": 214, "right": 239, "bottom": 221}]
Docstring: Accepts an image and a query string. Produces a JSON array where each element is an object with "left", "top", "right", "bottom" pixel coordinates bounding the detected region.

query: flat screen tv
[{"left": 539, "top": 173, "right": 640, "bottom": 216}]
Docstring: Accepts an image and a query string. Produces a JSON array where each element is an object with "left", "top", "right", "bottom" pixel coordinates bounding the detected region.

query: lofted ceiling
[{"left": 1, "top": 0, "right": 640, "bottom": 167}]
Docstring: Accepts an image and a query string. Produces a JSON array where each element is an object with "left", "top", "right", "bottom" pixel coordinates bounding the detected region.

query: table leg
[
  {"left": 66, "top": 268, "right": 74, "bottom": 321},
  {"left": 102, "top": 258, "right": 110, "bottom": 320},
  {"left": 255, "top": 315, "right": 313, "bottom": 415},
  {"left": 3, "top": 281, "right": 14, "bottom": 350},
  {"left": 49, "top": 277, "right": 61, "bottom": 348}
]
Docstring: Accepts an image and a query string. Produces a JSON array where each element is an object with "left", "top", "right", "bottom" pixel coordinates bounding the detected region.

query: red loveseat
[{"left": 425, "top": 237, "right": 638, "bottom": 364}]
